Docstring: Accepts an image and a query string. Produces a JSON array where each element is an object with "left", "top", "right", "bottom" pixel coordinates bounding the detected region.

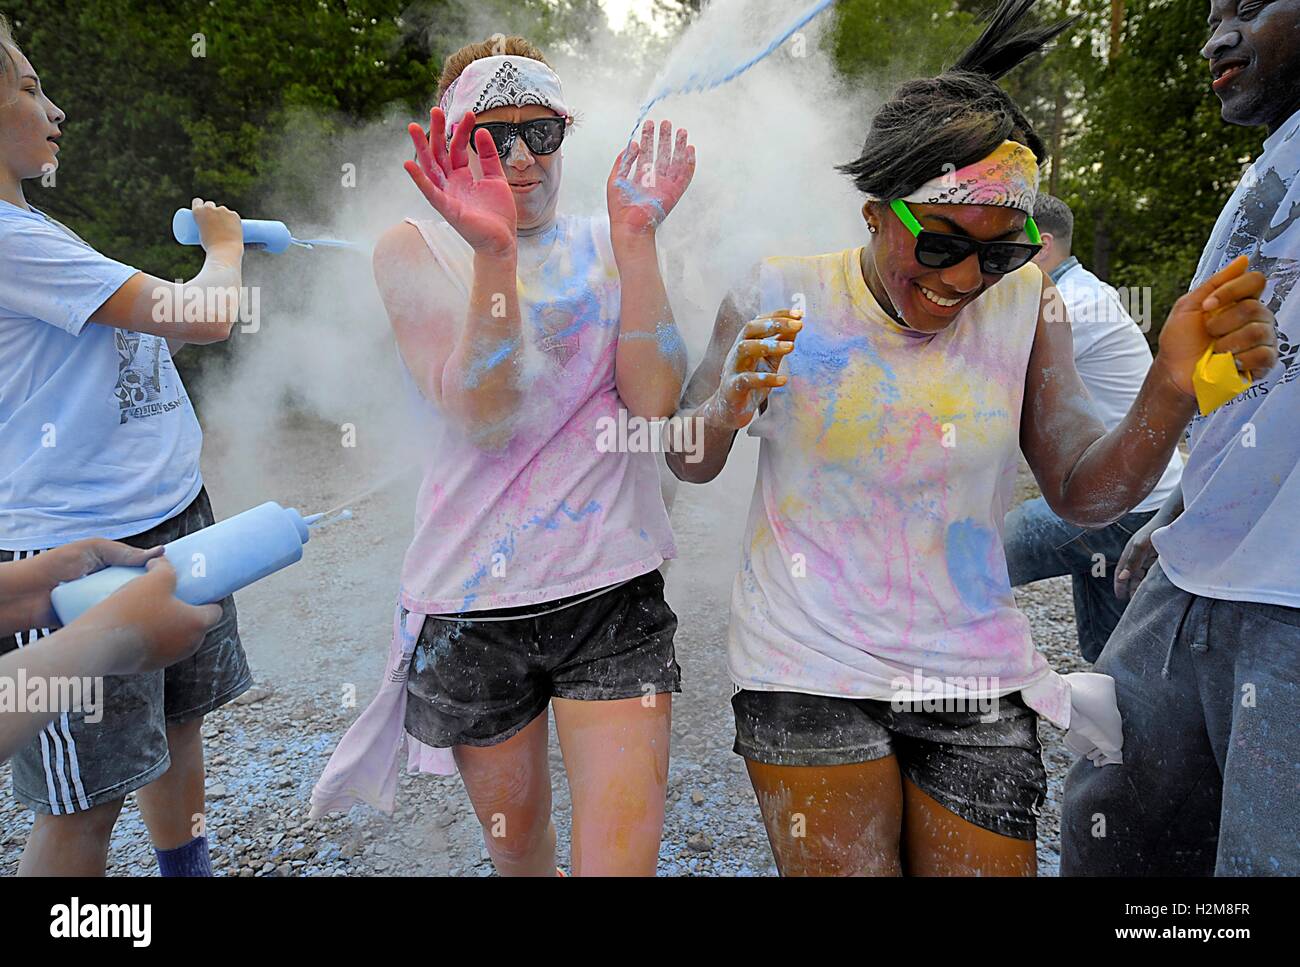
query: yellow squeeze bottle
[{"left": 1192, "top": 345, "right": 1251, "bottom": 416}]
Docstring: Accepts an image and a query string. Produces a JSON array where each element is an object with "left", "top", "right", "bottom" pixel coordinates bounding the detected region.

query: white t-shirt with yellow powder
[{"left": 729, "top": 248, "right": 1071, "bottom": 727}]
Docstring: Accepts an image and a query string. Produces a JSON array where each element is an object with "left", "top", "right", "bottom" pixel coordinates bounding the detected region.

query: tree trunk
[
  {"left": 1048, "top": 81, "right": 1066, "bottom": 196},
  {"left": 1110, "top": 0, "right": 1125, "bottom": 63},
  {"left": 1093, "top": 208, "right": 1112, "bottom": 281}
]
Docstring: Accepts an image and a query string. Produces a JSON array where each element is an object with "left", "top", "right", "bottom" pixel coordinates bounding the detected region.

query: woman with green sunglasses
[{"left": 668, "top": 0, "right": 1277, "bottom": 877}]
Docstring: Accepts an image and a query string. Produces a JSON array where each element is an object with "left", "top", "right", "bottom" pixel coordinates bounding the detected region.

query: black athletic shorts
[
  {"left": 732, "top": 688, "right": 1047, "bottom": 840},
  {"left": 405, "top": 568, "right": 680, "bottom": 749}
]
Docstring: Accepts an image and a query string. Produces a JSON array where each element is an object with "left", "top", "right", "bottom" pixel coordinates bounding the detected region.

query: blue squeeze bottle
[
  {"left": 50, "top": 502, "right": 319, "bottom": 626},
  {"left": 171, "top": 208, "right": 294, "bottom": 253}
]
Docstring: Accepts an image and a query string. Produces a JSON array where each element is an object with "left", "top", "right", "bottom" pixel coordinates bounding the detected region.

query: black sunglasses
[
  {"left": 469, "top": 117, "right": 568, "bottom": 159},
  {"left": 891, "top": 200, "right": 1042, "bottom": 275}
]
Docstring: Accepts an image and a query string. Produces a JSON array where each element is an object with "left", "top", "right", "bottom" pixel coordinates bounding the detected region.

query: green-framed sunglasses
[{"left": 890, "top": 199, "right": 1043, "bottom": 276}]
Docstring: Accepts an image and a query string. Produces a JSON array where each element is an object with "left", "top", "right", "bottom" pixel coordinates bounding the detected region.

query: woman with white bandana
[
  {"left": 668, "top": 0, "right": 1277, "bottom": 876},
  {"left": 312, "top": 37, "right": 695, "bottom": 877}
]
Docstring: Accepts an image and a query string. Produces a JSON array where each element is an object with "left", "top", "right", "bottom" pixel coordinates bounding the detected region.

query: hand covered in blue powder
[
  {"left": 1063, "top": 672, "right": 1124, "bottom": 767},
  {"left": 607, "top": 120, "right": 696, "bottom": 238}
]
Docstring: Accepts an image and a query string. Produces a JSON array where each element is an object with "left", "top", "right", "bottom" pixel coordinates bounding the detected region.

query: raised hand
[
  {"left": 607, "top": 120, "right": 696, "bottom": 239},
  {"left": 704, "top": 310, "right": 803, "bottom": 430},
  {"left": 404, "top": 107, "right": 518, "bottom": 259},
  {"left": 1155, "top": 254, "right": 1278, "bottom": 396}
]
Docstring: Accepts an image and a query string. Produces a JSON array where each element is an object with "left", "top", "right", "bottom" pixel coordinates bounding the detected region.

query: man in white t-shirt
[
  {"left": 1004, "top": 194, "right": 1184, "bottom": 661},
  {"left": 1063, "top": 0, "right": 1300, "bottom": 876}
]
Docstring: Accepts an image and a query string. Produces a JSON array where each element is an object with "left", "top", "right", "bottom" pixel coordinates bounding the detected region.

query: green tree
[
  {"left": 831, "top": 0, "right": 979, "bottom": 80},
  {"left": 8, "top": 0, "right": 600, "bottom": 281},
  {"left": 1056, "top": 0, "right": 1257, "bottom": 326}
]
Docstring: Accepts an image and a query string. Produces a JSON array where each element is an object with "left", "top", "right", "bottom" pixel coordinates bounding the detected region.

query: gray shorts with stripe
[{"left": 0, "top": 488, "right": 251, "bottom": 814}]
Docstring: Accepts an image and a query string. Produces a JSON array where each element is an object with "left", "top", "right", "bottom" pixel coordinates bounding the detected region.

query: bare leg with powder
[
  {"left": 553, "top": 693, "right": 672, "bottom": 876},
  {"left": 901, "top": 779, "right": 1036, "bottom": 876},
  {"left": 135, "top": 715, "right": 207, "bottom": 849},
  {"left": 453, "top": 695, "right": 672, "bottom": 877},
  {"left": 744, "top": 757, "right": 904, "bottom": 876},
  {"left": 453, "top": 712, "right": 558, "bottom": 877},
  {"left": 18, "top": 798, "right": 124, "bottom": 876},
  {"left": 745, "top": 759, "right": 1036, "bottom": 876}
]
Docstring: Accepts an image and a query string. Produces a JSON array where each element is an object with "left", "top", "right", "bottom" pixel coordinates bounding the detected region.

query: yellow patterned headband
[{"left": 899, "top": 140, "right": 1041, "bottom": 213}]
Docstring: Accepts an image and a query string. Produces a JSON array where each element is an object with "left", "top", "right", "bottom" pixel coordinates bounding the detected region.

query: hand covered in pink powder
[
  {"left": 607, "top": 120, "right": 696, "bottom": 239},
  {"left": 703, "top": 310, "right": 802, "bottom": 430},
  {"left": 404, "top": 108, "right": 518, "bottom": 259}
]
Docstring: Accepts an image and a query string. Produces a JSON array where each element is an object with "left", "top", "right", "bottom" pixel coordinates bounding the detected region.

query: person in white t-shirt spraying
[
  {"left": 1004, "top": 194, "right": 1184, "bottom": 662},
  {"left": 0, "top": 16, "right": 253, "bottom": 876},
  {"left": 1063, "top": 0, "right": 1300, "bottom": 876}
]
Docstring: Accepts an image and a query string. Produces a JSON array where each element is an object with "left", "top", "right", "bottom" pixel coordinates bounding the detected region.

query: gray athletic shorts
[
  {"left": 732, "top": 688, "right": 1047, "bottom": 840},
  {"left": 0, "top": 488, "right": 252, "bottom": 815}
]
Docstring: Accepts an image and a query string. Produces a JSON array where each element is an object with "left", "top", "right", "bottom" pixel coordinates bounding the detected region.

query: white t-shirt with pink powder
[{"left": 397, "top": 213, "right": 676, "bottom": 615}]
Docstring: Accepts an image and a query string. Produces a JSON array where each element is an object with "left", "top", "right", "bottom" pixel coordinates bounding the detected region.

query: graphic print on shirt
[
  {"left": 534, "top": 303, "right": 584, "bottom": 368},
  {"left": 524, "top": 223, "right": 612, "bottom": 375},
  {"left": 114, "top": 330, "right": 182, "bottom": 424},
  {"left": 1230, "top": 166, "right": 1298, "bottom": 361},
  {"left": 1190, "top": 161, "right": 1300, "bottom": 435}
]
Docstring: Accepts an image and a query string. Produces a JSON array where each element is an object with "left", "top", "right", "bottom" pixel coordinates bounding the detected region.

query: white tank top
[
  {"left": 729, "top": 247, "right": 1071, "bottom": 726},
  {"left": 396, "top": 214, "right": 676, "bottom": 614}
]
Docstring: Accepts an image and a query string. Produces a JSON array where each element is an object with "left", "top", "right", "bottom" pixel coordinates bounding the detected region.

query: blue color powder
[
  {"left": 629, "top": 0, "right": 838, "bottom": 140},
  {"left": 463, "top": 338, "right": 518, "bottom": 389},
  {"left": 945, "top": 518, "right": 1006, "bottom": 613}
]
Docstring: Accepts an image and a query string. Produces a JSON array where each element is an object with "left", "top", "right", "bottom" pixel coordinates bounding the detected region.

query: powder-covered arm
[
  {"left": 608, "top": 121, "right": 697, "bottom": 418},
  {"left": 373, "top": 221, "right": 525, "bottom": 452},
  {"left": 667, "top": 274, "right": 800, "bottom": 484},
  {"left": 1022, "top": 257, "right": 1276, "bottom": 527},
  {"left": 89, "top": 199, "right": 245, "bottom": 347},
  {"left": 388, "top": 111, "right": 530, "bottom": 452}
]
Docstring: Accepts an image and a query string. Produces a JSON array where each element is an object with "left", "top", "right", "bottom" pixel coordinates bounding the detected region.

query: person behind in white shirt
[{"left": 1003, "top": 194, "right": 1184, "bottom": 661}]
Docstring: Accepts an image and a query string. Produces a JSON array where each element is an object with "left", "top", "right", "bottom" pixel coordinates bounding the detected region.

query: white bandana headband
[
  {"left": 439, "top": 55, "right": 570, "bottom": 141},
  {"left": 899, "top": 140, "right": 1041, "bottom": 214}
]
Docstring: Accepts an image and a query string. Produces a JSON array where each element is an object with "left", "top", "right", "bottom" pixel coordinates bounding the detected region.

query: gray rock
[{"left": 687, "top": 832, "right": 713, "bottom": 852}]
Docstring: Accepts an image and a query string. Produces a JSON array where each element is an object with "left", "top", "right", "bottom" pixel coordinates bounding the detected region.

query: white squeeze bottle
[{"left": 50, "top": 502, "right": 319, "bottom": 626}]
